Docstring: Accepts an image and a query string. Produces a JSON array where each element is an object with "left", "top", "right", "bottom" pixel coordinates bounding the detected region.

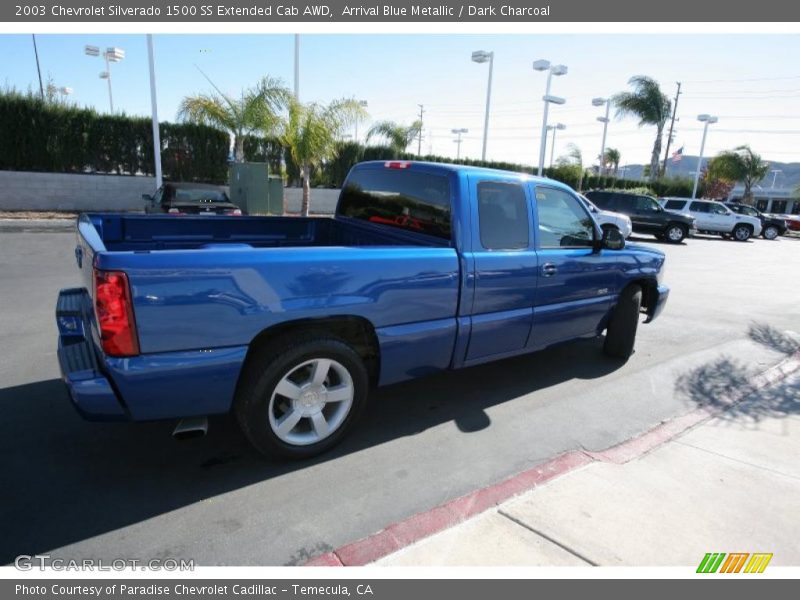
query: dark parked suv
[
  {"left": 584, "top": 190, "right": 696, "bottom": 243},
  {"left": 723, "top": 202, "right": 788, "bottom": 240}
]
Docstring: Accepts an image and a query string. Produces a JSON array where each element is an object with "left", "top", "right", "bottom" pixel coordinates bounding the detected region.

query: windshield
[{"left": 173, "top": 188, "right": 230, "bottom": 203}]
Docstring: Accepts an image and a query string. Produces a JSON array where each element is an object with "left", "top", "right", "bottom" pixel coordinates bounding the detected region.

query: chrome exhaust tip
[{"left": 172, "top": 416, "right": 208, "bottom": 440}]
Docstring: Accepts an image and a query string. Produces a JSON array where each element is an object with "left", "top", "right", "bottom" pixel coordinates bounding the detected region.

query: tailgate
[{"left": 74, "top": 214, "right": 107, "bottom": 295}]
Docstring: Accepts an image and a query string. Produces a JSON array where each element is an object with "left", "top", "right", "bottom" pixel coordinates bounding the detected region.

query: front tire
[
  {"left": 604, "top": 285, "right": 642, "bottom": 360},
  {"left": 234, "top": 332, "right": 369, "bottom": 459},
  {"left": 733, "top": 224, "right": 752, "bottom": 242},
  {"left": 762, "top": 225, "right": 779, "bottom": 240},
  {"left": 664, "top": 223, "right": 687, "bottom": 244}
]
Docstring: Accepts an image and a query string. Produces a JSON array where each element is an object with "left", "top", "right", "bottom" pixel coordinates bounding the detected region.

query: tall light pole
[
  {"left": 147, "top": 35, "right": 162, "bottom": 190},
  {"left": 770, "top": 169, "right": 782, "bottom": 188},
  {"left": 85, "top": 45, "right": 125, "bottom": 112},
  {"left": 31, "top": 34, "right": 44, "bottom": 101},
  {"left": 592, "top": 97, "right": 611, "bottom": 175},
  {"left": 692, "top": 114, "right": 718, "bottom": 200},
  {"left": 471, "top": 50, "right": 494, "bottom": 162},
  {"left": 547, "top": 123, "right": 566, "bottom": 167},
  {"left": 294, "top": 34, "right": 300, "bottom": 100},
  {"left": 533, "top": 60, "right": 567, "bottom": 176},
  {"left": 452, "top": 128, "right": 468, "bottom": 160}
]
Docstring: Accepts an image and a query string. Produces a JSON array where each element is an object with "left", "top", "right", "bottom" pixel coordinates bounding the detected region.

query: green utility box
[
  {"left": 268, "top": 175, "right": 284, "bottom": 215},
  {"left": 229, "top": 162, "right": 283, "bottom": 215}
]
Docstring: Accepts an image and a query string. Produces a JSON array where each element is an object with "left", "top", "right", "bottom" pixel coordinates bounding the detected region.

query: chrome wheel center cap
[{"left": 296, "top": 386, "right": 327, "bottom": 415}]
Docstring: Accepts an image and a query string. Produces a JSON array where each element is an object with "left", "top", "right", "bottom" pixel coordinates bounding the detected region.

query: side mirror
[
  {"left": 142, "top": 193, "right": 153, "bottom": 202},
  {"left": 602, "top": 227, "right": 626, "bottom": 251}
]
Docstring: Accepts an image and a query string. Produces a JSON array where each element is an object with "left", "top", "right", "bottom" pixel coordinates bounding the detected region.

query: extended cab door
[
  {"left": 464, "top": 175, "right": 538, "bottom": 362},
  {"left": 530, "top": 185, "right": 618, "bottom": 349}
]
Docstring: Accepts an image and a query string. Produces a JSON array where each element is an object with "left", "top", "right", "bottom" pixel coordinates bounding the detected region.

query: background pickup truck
[{"left": 57, "top": 161, "right": 669, "bottom": 459}]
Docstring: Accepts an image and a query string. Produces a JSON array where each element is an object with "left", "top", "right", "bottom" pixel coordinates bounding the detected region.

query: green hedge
[
  {"left": 0, "top": 92, "right": 229, "bottom": 183},
  {"left": 1, "top": 91, "right": 700, "bottom": 196}
]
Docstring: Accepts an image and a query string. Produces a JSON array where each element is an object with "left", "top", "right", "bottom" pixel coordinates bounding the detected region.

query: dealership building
[{"left": 727, "top": 186, "right": 799, "bottom": 214}]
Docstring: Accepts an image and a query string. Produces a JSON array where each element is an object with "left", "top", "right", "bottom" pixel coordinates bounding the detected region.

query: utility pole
[
  {"left": 31, "top": 34, "right": 44, "bottom": 101},
  {"left": 661, "top": 81, "right": 681, "bottom": 178},
  {"left": 417, "top": 104, "right": 424, "bottom": 157}
]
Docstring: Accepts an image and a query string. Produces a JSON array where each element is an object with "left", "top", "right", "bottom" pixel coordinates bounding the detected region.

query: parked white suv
[
  {"left": 578, "top": 194, "right": 633, "bottom": 239},
  {"left": 660, "top": 198, "right": 762, "bottom": 241}
]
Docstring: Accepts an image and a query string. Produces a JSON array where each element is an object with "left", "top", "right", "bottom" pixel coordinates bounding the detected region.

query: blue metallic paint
[{"left": 59, "top": 162, "right": 668, "bottom": 422}]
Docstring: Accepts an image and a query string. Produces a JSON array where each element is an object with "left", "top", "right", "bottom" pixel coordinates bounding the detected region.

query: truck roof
[{"left": 354, "top": 160, "right": 574, "bottom": 191}]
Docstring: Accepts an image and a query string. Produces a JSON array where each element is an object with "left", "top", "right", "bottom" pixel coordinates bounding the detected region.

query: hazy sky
[{"left": 3, "top": 33, "right": 799, "bottom": 177}]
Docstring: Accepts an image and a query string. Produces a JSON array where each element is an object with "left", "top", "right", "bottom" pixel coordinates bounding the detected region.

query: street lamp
[
  {"left": 452, "top": 128, "right": 468, "bottom": 160},
  {"left": 354, "top": 100, "right": 368, "bottom": 143},
  {"left": 533, "top": 59, "right": 567, "bottom": 176},
  {"left": 471, "top": 50, "right": 494, "bottom": 162},
  {"left": 85, "top": 45, "right": 125, "bottom": 113},
  {"left": 770, "top": 169, "right": 782, "bottom": 188},
  {"left": 547, "top": 123, "right": 566, "bottom": 168},
  {"left": 692, "top": 114, "right": 718, "bottom": 200},
  {"left": 592, "top": 97, "right": 611, "bottom": 175}
]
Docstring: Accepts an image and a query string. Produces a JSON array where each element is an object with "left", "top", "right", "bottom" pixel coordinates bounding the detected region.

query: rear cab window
[
  {"left": 477, "top": 181, "right": 529, "bottom": 250},
  {"left": 689, "top": 201, "right": 710, "bottom": 213},
  {"left": 337, "top": 167, "right": 452, "bottom": 240}
]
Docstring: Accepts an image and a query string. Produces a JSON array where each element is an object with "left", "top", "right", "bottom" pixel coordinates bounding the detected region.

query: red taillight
[
  {"left": 384, "top": 161, "right": 411, "bottom": 169},
  {"left": 94, "top": 269, "right": 140, "bottom": 357}
]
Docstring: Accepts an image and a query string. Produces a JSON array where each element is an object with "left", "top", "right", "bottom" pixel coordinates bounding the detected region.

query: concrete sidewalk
[{"left": 374, "top": 370, "right": 799, "bottom": 567}]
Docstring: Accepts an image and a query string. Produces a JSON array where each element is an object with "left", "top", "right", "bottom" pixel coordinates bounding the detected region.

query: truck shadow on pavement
[
  {"left": 0, "top": 337, "right": 623, "bottom": 563},
  {"left": 674, "top": 322, "right": 799, "bottom": 423}
]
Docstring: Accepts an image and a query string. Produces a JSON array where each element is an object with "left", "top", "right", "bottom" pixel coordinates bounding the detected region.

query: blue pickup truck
[{"left": 56, "top": 161, "right": 669, "bottom": 459}]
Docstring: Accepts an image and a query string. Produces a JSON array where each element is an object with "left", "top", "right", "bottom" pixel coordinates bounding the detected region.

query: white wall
[
  {"left": 0, "top": 171, "right": 343, "bottom": 214},
  {"left": 0, "top": 171, "right": 156, "bottom": 212}
]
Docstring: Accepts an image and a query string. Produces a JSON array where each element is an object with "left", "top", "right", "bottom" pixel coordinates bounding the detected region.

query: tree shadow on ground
[{"left": 675, "top": 322, "right": 799, "bottom": 423}]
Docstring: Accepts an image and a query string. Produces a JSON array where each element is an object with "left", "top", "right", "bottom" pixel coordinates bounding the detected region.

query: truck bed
[{"left": 82, "top": 213, "right": 449, "bottom": 252}]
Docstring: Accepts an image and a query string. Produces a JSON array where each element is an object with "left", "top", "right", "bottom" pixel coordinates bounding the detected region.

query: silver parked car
[{"left": 578, "top": 194, "right": 633, "bottom": 239}]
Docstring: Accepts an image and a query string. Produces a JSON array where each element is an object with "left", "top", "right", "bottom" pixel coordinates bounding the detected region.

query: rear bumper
[
  {"left": 645, "top": 284, "right": 670, "bottom": 323},
  {"left": 56, "top": 288, "right": 247, "bottom": 422},
  {"left": 56, "top": 288, "right": 128, "bottom": 421}
]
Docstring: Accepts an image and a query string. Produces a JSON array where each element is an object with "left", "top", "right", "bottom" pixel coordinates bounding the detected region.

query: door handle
[
  {"left": 542, "top": 263, "right": 558, "bottom": 277},
  {"left": 74, "top": 246, "right": 83, "bottom": 269}
]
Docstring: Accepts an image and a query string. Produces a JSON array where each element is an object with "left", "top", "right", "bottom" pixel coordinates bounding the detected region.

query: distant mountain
[{"left": 618, "top": 156, "right": 800, "bottom": 189}]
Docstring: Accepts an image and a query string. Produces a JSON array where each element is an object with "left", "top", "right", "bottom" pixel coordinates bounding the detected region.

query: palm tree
[
  {"left": 281, "top": 98, "right": 368, "bottom": 217},
  {"left": 178, "top": 76, "right": 291, "bottom": 162},
  {"left": 706, "top": 145, "right": 770, "bottom": 204},
  {"left": 612, "top": 76, "right": 671, "bottom": 183},
  {"left": 366, "top": 120, "right": 423, "bottom": 155},
  {"left": 603, "top": 147, "right": 621, "bottom": 176}
]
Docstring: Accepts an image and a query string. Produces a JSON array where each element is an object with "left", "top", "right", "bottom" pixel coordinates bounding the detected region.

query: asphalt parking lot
[{"left": 0, "top": 229, "right": 798, "bottom": 566}]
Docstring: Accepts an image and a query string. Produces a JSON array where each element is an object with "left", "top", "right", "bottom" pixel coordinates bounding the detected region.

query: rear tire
[
  {"left": 234, "top": 332, "right": 369, "bottom": 460},
  {"left": 733, "top": 224, "right": 752, "bottom": 242},
  {"left": 762, "top": 225, "right": 779, "bottom": 240},
  {"left": 604, "top": 285, "right": 642, "bottom": 360}
]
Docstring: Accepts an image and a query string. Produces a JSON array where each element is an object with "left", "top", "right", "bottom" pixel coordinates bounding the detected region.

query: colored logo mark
[{"left": 697, "top": 552, "right": 773, "bottom": 573}]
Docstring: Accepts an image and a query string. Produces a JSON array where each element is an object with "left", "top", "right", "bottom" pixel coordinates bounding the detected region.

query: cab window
[
  {"left": 535, "top": 187, "right": 595, "bottom": 249},
  {"left": 710, "top": 203, "right": 729, "bottom": 215},
  {"left": 690, "top": 201, "right": 710, "bottom": 213},
  {"left": 477, "top": 181, "right": 529, "bottom": 250}
]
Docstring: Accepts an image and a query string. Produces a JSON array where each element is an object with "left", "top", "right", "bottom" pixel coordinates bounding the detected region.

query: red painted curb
[{"left": 306, "top": 351, "right": 800, "bottom": 567}]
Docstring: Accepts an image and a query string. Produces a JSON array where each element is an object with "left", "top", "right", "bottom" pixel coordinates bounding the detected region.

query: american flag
[{"left": 671, "top": 146, "right": 684, "bottom": 163}]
